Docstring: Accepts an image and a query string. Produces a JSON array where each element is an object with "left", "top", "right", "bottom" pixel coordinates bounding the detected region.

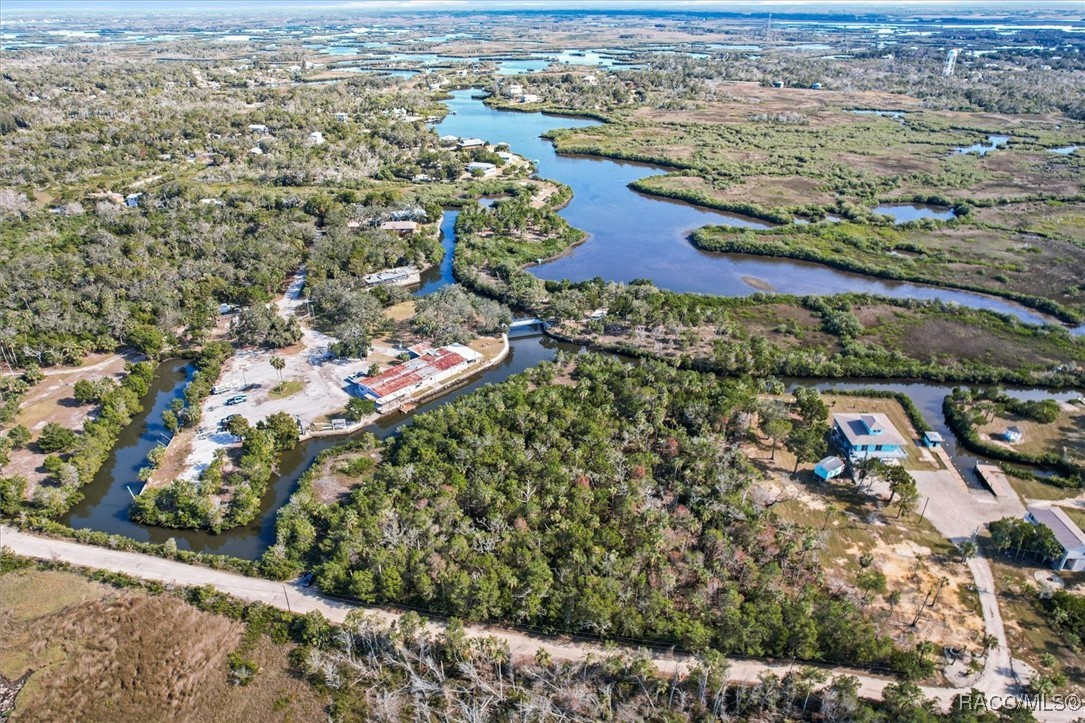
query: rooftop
[
  {"left": 816, "top": 456, "right": 846, "bottom": 472},
  {"left": 1028, "top": 506, "right": 1085, "bottom": 552},
  {"left": 833, "top": 412, "right": 906, "bottom": 447},
  {"left": 357, "top": 347, "right": 472, "bottom": 399}
]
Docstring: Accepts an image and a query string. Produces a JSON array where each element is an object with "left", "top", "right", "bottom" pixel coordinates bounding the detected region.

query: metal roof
[{"left": 1028, "top": 506, "right": 1085, "bottom": 552}]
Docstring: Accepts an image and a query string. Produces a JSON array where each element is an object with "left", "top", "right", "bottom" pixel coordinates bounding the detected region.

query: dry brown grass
[
  {"left": 975, "top": 402, "right": 1085, "bottom": 461},
  {"left": 898, "top": 317, "right": 1059, "bottom": 368},
  {"left": 0, "top": 569, "right": 326, "bottom": 722},
  {"left": 648, "top": 174, "right": 836, "bottom": 209}
]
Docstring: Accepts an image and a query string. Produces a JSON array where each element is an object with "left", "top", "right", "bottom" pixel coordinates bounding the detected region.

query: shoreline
[{"left": 298, "top": 333, "right": 511, "bottom": 441}]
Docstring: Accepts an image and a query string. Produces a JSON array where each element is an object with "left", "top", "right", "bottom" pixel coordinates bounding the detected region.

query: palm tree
[{"left": 270, "top": 355, "right": 285, "bottom": 384}]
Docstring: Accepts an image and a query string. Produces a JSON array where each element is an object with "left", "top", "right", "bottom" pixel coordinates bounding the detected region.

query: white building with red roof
[{"left": 350, "top": 345, "right": 482, "bottom": 411}]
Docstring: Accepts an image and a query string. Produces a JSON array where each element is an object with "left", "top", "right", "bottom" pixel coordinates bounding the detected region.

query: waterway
[
  {"left": 66, "top": 345, "right": 1081, "bottom": 559},
  {"left": 61, "top": 335, "right": 583, "bottom": 559},
  {"left": 61, "top": 89, "right": 1084, "bottom": 558},
  {"left": 435, "top": 90, "right": 1057, "bottom": 327}
]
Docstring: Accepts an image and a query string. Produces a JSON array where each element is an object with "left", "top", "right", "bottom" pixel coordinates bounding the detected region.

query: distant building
[
  {"left": 771, "top": 80, "right": 784, "bottom": 88},
  {"left": 380, "top": 220, "right": 420, "bottom": 235},
  {"left": 309, "top": 131, "right": 325, "bottom": 145},
  {"left": 831, "top": 412, "right": 907, "bottom": 460},
  {"left": 810, "top": 82, "right": 823, "bottom": 90},
  {"left": 922, "top": 431, "right": 944, "bottom": 448},
  {"left": 248, "top": 123, "right": 269, "bottom": 134},
  {"left": 439, "top": 134, "right": 460, "bottom": 145},
  {"left": 124, "top": 193, "right": 143, "bottom": 208},
  {"left": 813, "top": 455, "right": 846, "bottom": 481},
  {"left": 362, "top": 266, "right": 419, "bottom": 287},
  {"left": 466, "top": 161, "right": 498, "bottom": 177},
  {"left": 1026, "top": 507, "right": 1085, "bottom": 572},
  {"left": 249, "top": 146, "right": 264, "bottom": 155},
  {"left": 350, "top": 345, "right": 483, "bottom": 411},
  {"left": 1003, "top": 426, "right": 1023, "bottom": 443},
  {"left": 334, "top": 112, "right": 349, "bottom": 122},
  {"left": 457, "top": 138, "right": 486, "bottom": 149},
  {"left": 519, "top": 94, "right": 541, "bottom": 104}
]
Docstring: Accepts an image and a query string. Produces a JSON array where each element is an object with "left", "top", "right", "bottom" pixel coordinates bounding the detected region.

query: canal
[{"left": 60, "top": 88, "right": 1083, "bottom": 559}]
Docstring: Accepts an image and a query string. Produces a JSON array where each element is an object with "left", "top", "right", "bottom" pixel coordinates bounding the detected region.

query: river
[
  {"left": 59, "top": 89, "right": 1083, "bottom": 559},
  {"left": 435, "top": 89, "right": 1063, "bottom": 327}
]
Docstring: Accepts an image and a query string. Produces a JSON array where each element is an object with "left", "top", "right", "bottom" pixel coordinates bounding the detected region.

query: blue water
[
  {"left": 416, "top": 210, "right": 459, "bottom": 296},
  {"left": 954, "top": 134, "right": 1010, "bottom": 156},
  {"left": 63, "top": 359, "right": 193, "bottom": 534},
  {"left": 436, "top": 91, "right": 1059, "bottom": 327},
  {"left": 873, "top": 203, "right": 957, "bottom": 223}
]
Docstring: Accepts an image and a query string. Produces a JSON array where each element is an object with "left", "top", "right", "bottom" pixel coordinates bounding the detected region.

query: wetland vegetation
[{"left": 2, "top": 3, "right": 1085, "bottom": 718}]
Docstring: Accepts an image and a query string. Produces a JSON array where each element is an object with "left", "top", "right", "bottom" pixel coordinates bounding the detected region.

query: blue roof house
[
  {"left": 814, "top": 455, "right": 846, "bottom": 481},
  {"left": 832, "top": 413, "right": 908, "bottom": 461}
]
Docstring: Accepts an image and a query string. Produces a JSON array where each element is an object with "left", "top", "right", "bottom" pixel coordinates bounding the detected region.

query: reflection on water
[
  {"left": 62, "top": 336, "right": 580, "bottom": 559},
  {"left": 436, "top": 91, "right": 1053, "bottom": 326},
  {"left": 872, "top": 203, "right": 957, "bottom": 223},
  {"left": 954, "top": 134, "right": 1009, "bottom": 156}
]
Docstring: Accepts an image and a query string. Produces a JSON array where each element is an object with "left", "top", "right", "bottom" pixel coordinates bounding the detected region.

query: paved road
[{"left": 5, "top": 526, "right": 1078, "bottom": 720}]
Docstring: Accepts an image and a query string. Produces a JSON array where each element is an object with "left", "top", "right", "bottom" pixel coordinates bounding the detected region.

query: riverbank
[
  {"left": 437, "top": 90, "right": 1081, "bottom": 328},
  {"left": 691, "top": 224, "right": 1085, "bottom": 328}
]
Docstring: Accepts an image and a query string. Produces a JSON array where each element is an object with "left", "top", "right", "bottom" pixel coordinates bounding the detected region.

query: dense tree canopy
[{"left": 279, "top": 355, "right": 918, "bottom": 673}]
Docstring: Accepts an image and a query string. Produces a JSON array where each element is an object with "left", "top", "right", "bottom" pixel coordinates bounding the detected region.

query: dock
[{"left": 974, "top": 463, "right": 1013, "bottom": 498}]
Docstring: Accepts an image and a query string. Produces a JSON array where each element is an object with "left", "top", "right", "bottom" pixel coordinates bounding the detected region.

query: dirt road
[{"left": 10, "top": 524, "right": 1074, "bottom": 718}]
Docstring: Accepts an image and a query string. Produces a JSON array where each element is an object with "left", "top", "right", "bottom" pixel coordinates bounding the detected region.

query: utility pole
[{"left": 283, "top": 584, "right": 292, "bottom": 613}]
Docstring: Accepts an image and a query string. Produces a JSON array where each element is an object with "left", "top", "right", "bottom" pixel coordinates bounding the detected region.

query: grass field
[
  {"left": 1008, "top": 473, "right": 1083, "bottom": 502},
  {"left": 268, "top": 379, "right": 305, "bottom": 400},
  {"left": 692, "top": 220, "right": 1085, "bottom": 319},
  {"left": 546, "top": 98, "right": 1085, "bottom": 221},
  {"left": 0, "top": 567, "right": 326, "bottom": 721}
]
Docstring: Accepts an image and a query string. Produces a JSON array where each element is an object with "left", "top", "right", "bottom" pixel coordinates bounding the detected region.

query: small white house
[
  {"left": 457, "top": 138, "right": 486, "bottom": 149},
  {"left": 334, "top": 112, "right": 349, "bottom": 122},
  {"left": 124, "top": 193, "right": 143, "bottom": 208},
  {"left": 814, "top": 456, "right": 846, "bottom": 481},
  {"left": 467, "top": 162, "right": 498, "bottom": 177},
  {"left": 248, "top": 123, "right": 269, "bottom": 134},
  {"left": 1027, "top": 507, "right": 1085, "bottom": 572},
  {"left": 309, "top": 131, "right": 325, "bottom": 145},
  {"left": 519, "top": 94, "right": 541, "bottom": 104}
]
